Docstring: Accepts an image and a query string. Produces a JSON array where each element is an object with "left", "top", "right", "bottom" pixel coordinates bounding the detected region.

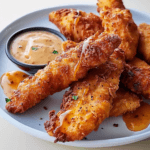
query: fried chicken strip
[
  {"left": 5, "top": 32, "right": 121, "bottom": 113},
  {"left": 138, "top": 23, "right": 150, "bottom": 64},
  {"left": 97, "top": 0, "right": 125, "bottom": 12},
  {"left": 44, "top": 49, "right": 125, "bottom": 142},
  {"left": 121, "top": 57, "right": 150, "bottom": 99},
  {"left": 61, "top": 24, "right": 141, "bottom": 118},
  {"left": 110, "top": 87, "right": 141, "bottom": 117},
  {"left": 62, "top": 41, "right": 141, "bottom": 117},
  {"left": 49, "top": 9, "right": 104, "bottom": 42},
  {"left": 100, "top": 8, "right": 139, "bottom": 61},
  {"left": 62, "top": 35, "right": 141, "bottom": 118}
]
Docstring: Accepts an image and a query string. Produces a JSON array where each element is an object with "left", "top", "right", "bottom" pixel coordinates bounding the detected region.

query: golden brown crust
[
  {"left": 100, "top": 8, "right": 139, "bottom": 61},
  {"left": 138, "top": 23, "right": 150, "bottom": 64},
  {"left": 5, "top": 32, "right": 121, "bottom": 113},
  {"left": 49, "top": 9, "right": 104, "bottom": 42},
  {"left": 121, "top": 57, "right": 150, "bottom": 99},
  {"left": 62, "top": 45, "right": 141, "bottom": 117},
  {"left": 97, "top": 0, "right": 125, "bottom": 12},
  {"left": 110, "top": 87, "right": 141, "bottom": 117},
  {"left": 62, "top": 40, "right": 77, "bottom": 52},
  {"left": 44, "top": 49, "right": 125, "bottom": 142}
]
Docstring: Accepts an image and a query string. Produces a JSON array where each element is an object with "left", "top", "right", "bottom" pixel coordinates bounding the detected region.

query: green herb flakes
[
  {"left": 32, "top": 47, "right": 38, "bottom": 50},
  {"left": 53, "top": 50, "right": 58, "bottom": 54},
  {"left": 5, "top": 98, "right": 11, "bottom": 103},
  {"left": 72, "top": 96, "right": 78, "bottom": 100}
]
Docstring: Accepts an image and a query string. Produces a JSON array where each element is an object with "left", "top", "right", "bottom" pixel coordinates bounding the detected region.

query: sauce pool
[
  {"left": 123, "top": 102, "right": 150, "bottom": 132},
  {"left": 10, "top": 31, "right": 63, "bottom": 65},
  {"left": 0, "top": 71, "right": 29, "bottom": 98}
]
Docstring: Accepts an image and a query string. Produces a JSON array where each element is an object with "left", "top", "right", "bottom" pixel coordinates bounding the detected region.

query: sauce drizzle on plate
[
  {"left": 0, "top": 71, "right": 28, "bottom": 98},
  {"left": 123, "top": 102, "right": 150, "bottom": 131}
]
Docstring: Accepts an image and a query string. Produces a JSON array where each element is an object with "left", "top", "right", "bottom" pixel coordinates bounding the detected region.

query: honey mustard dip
[{"left": 10, "top": 31, "right": 63, "bottom": 65}]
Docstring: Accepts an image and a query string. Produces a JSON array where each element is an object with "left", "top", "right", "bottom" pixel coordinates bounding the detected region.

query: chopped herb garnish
[
  {"left": 32, "top": 47, "right": 38, "bottom": 50},
  {"left": 53, "top": 50, "right": 58, "bottom": 54},
  {"left": 5, "top": 98, "right": 11, "bottom": 103},
  {"left": 72, "top": 95, "right": 78, "bottom": 100}
]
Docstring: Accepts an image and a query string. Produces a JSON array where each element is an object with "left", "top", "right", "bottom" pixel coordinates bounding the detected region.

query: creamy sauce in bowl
[{"left": 10, "top": 31, "right": 63, "bottom": 65}]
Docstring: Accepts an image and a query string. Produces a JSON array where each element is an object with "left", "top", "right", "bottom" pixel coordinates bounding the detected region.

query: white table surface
[{"left": 0, "top": 0, "right": 150, "bottom": 149}]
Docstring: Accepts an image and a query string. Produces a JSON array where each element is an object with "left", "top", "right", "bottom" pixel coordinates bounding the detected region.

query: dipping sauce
[
  {"left": 123, "top": 102, "right": 150, "bottom": 132},
  {"left": 0, "top": 71, "right": 29, "bottom": 98},
  {"left": 10, "top": 31, "right": 63, "bottom": 65}
]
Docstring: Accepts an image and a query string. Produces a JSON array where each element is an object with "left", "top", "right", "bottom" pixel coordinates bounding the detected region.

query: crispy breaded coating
[
  {"left": 100, "top": 8, "right": 139, "bottom": 61},
  {"left": 97, "top": 0, "right": 125, "bottom": 12},
  {"left": 110, "top": 87, "right": 141, "bottom": 117},
  {"left": 62, "top": 40, "right": 77, "bottom": 52},
  {"left": 62, "top": 37, "right": 141, "bottom": 117},
  {"left": 138, "top": 23, "right": 150, "bottom": 64},
  {"left": 121, "top": 57, "right": 150, "bottom": 99},
  {"left": 5, "top": 32, "right": 121, "bottom": 113},
  {"left": 44, "top": 49, "right": 125, "bottom": 142},
  {"left": 49, "top": 9, "right": 104, "bottom": 42},
  {"left": 61, "top": 29, "right": 141, "bottom": 118}
]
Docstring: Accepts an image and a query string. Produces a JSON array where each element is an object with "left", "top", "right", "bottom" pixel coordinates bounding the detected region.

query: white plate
[{"left": 0, "top": 4, "right": 150, "bottom": 148}]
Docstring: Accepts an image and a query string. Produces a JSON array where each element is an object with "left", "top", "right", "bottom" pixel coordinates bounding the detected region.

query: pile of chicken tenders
[{"left": 5, "top": 0, "right": 150, "bottom": 142}]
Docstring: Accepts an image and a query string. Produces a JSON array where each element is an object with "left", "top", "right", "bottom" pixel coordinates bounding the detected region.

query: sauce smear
[
  {"left": 10, "top": 31, "right": 63, "bottom": 65},
  {"left": 0, "top": 71, "right": 28, "bottom": 98},
  {"left": 123, "top": 102, "right": 150, "bottom": 131},
  {"left": 54, "top": 110, "right": 72, "bottom": 134}
]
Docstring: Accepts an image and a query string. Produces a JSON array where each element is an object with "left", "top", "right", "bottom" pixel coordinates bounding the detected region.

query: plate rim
[{"left": 0, "top": 4, "right": 150, "bottom": 148}]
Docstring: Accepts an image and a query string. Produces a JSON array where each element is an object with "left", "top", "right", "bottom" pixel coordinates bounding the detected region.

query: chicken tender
[
  {"left": 5, "top": 32, "right": 121, "bottom": 113},
  {"left": 110, "top": 87, "right": 141, "bottom": 117},
  {"left": 62, "top": 36, "right": 141, "bottom": 117},
  {"left": 138, "top": 23, "right": 150, "bottom": 64},
  {"left": 44, "top": 49, "right": 125, "bottom": 142},
  {"left": 100, "top": 8, "right": 139, "bottom": 61},
  {"left": 121, "top": 57, "right": 150, "bottom": 99},
  {"left": 97, "top": 0, "right": 125, "bottom": 12},
  {"left": 49, "top": 9, "right": 104, "bottom": 42},
  {"left": 61, "top": 31, "right": 141, "bottom": 118}
]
